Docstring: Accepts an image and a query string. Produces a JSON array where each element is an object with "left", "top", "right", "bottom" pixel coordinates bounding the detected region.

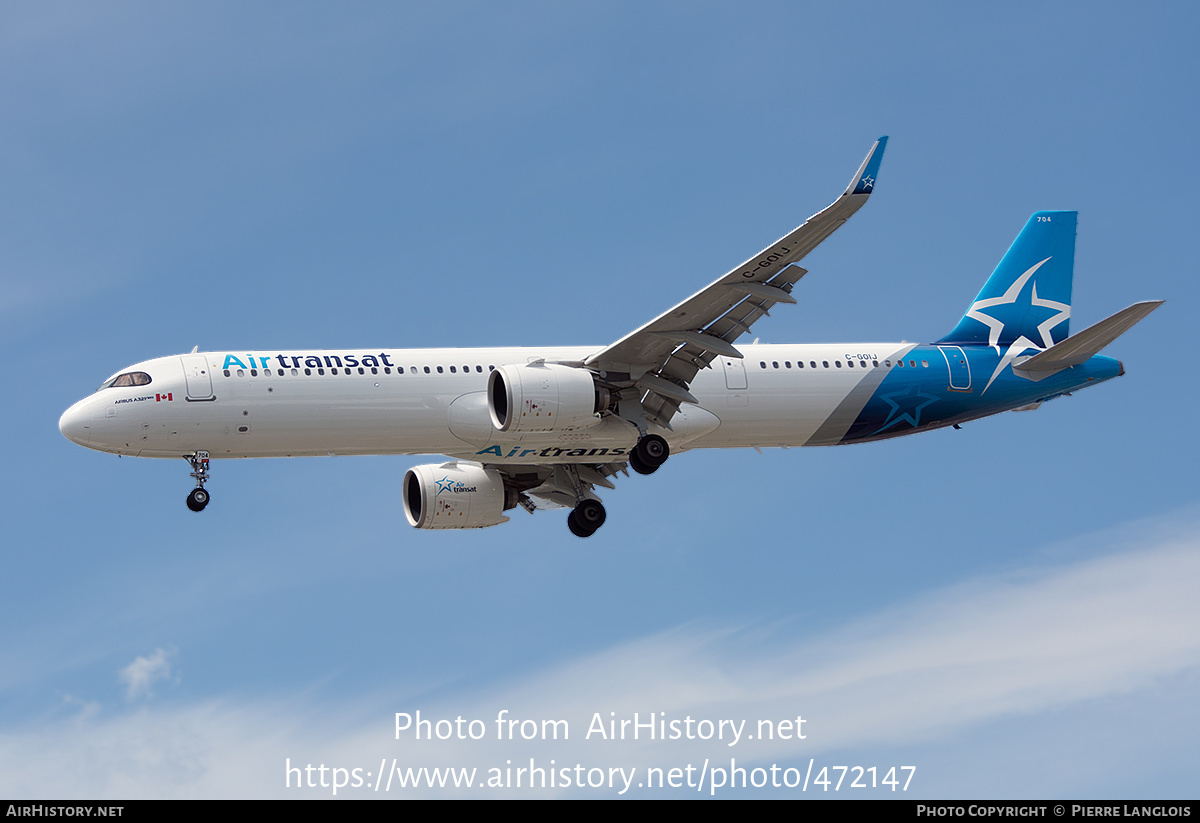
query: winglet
[{"left": 846, "top": 136, "right": 888, "bottom": 196}]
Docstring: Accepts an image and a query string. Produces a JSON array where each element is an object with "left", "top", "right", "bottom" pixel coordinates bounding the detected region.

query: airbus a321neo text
[{"left": 60, "top": 138, "right": 1161, "bottom": 537}]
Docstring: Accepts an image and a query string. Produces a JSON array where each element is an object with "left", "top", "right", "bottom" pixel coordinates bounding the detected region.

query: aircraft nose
[{"left": 59, "top": 399, "right": 92, "bottom": 446}]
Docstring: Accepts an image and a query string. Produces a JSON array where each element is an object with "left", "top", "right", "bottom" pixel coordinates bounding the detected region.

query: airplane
[{"left": 59, "top": 137, "right": 1162, "bottom": 537}]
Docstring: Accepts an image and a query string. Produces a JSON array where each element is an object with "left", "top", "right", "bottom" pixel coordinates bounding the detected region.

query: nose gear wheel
[{"left": 184, "top": 451, "right": 211, "bottom": 512}]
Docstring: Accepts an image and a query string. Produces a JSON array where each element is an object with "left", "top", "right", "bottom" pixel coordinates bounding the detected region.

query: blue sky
[{"left": 3, "top": 1, "right": 1198, "bottom": 798}]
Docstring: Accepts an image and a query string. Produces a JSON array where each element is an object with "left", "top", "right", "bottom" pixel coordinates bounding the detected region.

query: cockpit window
[{"left": 99, "top": 371, "right": 152, "bottom": 390}]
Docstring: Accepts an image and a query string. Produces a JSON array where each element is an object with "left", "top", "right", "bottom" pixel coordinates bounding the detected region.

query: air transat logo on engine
[{"left": 435, "top": 476, "right": 477, "bottom": 496}]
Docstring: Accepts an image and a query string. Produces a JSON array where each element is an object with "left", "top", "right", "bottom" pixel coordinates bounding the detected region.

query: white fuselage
[{"left": 59, "top": 343, "right": 919, "bottom": 462}]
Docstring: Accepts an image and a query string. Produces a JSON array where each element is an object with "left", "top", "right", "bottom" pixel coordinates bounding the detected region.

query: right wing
[{"left": 585, "top": 136, "right": 888, "bottom": 428}]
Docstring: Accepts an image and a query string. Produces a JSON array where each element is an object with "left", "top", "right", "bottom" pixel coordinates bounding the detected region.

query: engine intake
[
  {"left": 403, "top": 462, "right": 517, "bottom": 529},
  {"left": 487, "top": 362, "right": 611, "bottom": 434}
]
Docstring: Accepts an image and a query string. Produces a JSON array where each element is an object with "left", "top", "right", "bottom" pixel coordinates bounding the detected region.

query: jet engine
[
  {"left": 403, "top": 461, "right": 518, "bottom": 529},
  {"left": 487, "top": 362, "right": 612, "bottom": 434}
]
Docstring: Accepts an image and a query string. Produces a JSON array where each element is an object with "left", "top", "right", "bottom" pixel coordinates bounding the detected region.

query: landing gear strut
[
  {"left": 185, "top": 451, "right": 211, "bottom": 512},
  {"left": 629, "top": 434, "right": 669, "bottom": 475},
  {"left": 567, "top": 498, "right": 606, "bottom": 538}
]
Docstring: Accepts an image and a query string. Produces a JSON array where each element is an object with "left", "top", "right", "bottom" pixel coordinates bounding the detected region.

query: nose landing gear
[{"left": 185, "top": 451, "right": 211, "bottom": 512}]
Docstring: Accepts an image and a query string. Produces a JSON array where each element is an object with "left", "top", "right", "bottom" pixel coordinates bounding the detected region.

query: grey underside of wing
[
  {"left": 494, "top": 463, "right": 627, "bottom": 510},
  {"left": 583, "top": 187, "right": 873, "bottom": 429}
]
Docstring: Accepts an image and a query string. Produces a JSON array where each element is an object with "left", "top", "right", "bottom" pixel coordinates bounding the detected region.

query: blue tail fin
[{"left": 939, "top": 211, "right": 1076, "bottom": 349}]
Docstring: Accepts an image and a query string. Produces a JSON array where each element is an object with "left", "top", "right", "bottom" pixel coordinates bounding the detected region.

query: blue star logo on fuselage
[{"left": 871, "top": 383, "right": 941, "bottom": 436}]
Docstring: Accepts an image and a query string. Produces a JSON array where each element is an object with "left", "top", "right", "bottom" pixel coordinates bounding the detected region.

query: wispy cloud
[
  {"left": 118, "top": 648, "right": 175, "bottom": 701},
  {"left": 3, "top": 522, "right": 1197, "bottom": 797}
]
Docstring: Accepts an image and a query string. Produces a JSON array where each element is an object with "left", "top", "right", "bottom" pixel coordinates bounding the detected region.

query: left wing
[{"left": 585, "top": 136, "right": 887, "bottom": 428}]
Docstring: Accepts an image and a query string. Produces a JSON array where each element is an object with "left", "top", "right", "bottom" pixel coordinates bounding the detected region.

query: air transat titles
[{"left": 221, "top": 353, "right": 396, "bottom": 370}]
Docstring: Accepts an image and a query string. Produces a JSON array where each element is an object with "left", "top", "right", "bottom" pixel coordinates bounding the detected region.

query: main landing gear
[
  {"left": 629, "top": 434, "right": 669, "bottom": 475},
  {"left": 185, "top": 451, "right": 211, "bottom": 512},
  {"left": 568, "top": 498, "right": 606, "bottom": 538},
  {"left": 563, "top": 434, "right": 670, "bottom": 537}
]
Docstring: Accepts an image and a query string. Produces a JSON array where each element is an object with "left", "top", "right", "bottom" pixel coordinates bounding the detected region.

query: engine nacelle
[
  {"left": 487, "top": 362, "right": 611, "bottom": 434},
  {"left": 403, "top": 462, "right": 517, "bottom": 530}
]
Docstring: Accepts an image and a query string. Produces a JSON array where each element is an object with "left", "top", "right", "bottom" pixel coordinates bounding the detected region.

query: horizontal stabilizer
[{"left": 1014, "top": 300, "right": 1163, "bottom": 380}]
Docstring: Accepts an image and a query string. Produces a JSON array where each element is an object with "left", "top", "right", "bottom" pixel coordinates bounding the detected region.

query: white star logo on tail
[{"left": 966, "top": 257, "right": 1070, "bottom": 392}]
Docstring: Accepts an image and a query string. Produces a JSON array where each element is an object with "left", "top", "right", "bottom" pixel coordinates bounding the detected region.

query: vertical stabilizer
[{"left": 939, "top": 211, "right": 1076, "bottom": 349}]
